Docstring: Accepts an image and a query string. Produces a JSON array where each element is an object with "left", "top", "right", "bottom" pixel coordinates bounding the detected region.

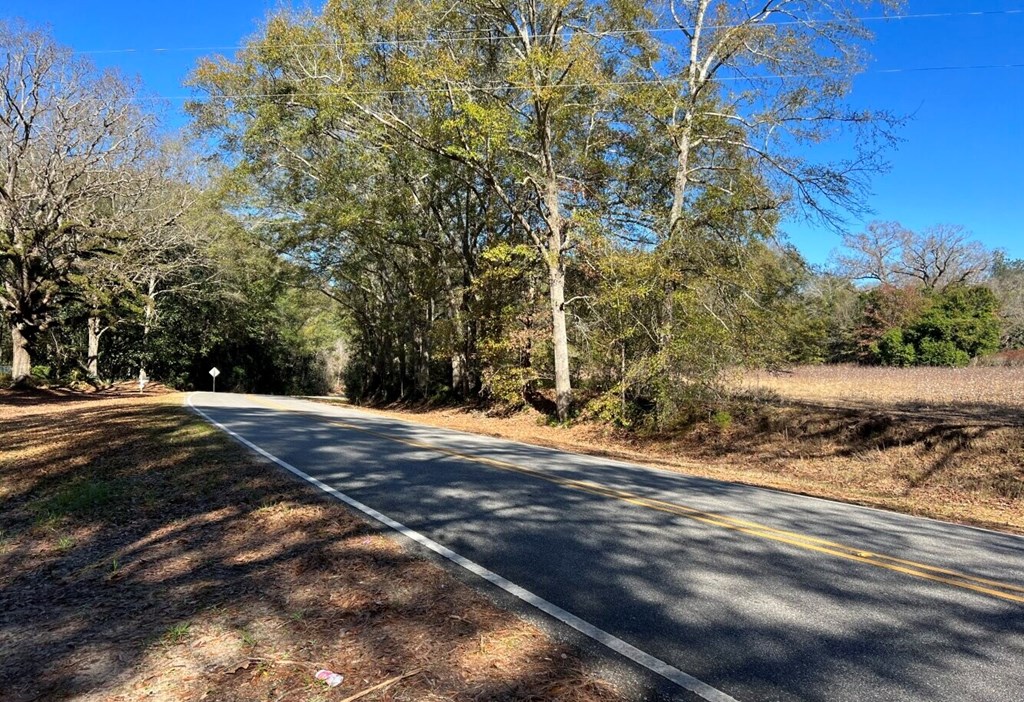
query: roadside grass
[
  {"left": 336, "top": 365, "right": 1024, "bottom": 534},
  {"left": 34, "top": 477, "right": 124, "bottom": 522},
  {"left": 162, "top": 622, "right": 192, "bottom": 646},
  {"left": 0, "top": 389, "right": 625, "bottom": 702}
]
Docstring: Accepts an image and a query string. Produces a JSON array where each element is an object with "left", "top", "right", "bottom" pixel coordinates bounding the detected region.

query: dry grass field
[
  {"left": 737, "top": 365, "right": 1024, "bottom": 424},
  {"left": 0, "top": 389, "right": 625, "bottom": 702}
]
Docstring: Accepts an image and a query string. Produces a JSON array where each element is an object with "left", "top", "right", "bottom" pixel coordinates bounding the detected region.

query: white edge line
[{"left": 185, "top": 393, "right": 738, "bottom": 702}]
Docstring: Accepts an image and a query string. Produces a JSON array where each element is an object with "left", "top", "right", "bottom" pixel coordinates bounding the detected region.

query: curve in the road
[
  {"left": 187, "top": 394, "right": 737, "bottom": 702},
  {"left": 245, "top": 393, "right": 1024, "bottom": 605}
]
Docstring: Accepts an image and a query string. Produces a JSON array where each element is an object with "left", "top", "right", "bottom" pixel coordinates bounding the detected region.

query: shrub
[
  {"left": 917, "top": 338, "right": 970, "bottom": 367},
  {"left": 874, "top": 328, "right": 916, "bottom": 367},
  {"left": 908, "top": 285, "right": 1001, "bottom": 362},
  {"left": 711, "top": 410, "right": 733, "bottom": 430}
]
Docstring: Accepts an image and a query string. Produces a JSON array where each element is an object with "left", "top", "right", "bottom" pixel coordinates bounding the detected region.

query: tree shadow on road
[{"left": 0, "top": 395, "right": 633, "bottom": 702}]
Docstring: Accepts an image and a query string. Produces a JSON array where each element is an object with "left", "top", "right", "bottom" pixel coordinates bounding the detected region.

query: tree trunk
[
  {"left": 87, "top": 316, "right": 101, "bottom": 379},
  {"left": 10, "top": 323, "right": 32, "bottom": 383},
  {"left": 668, "top": 134, "right": 691, "bottom": 239},
  {"left": 140, "top": 275, "right": 157, "bottom": 379},
  {"left": 548, "top": 260, "right": 571, "bottom": 421}
]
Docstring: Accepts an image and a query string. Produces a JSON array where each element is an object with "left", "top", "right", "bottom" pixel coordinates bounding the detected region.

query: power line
[
  {"left": 138, "top": 62, "right": 1024, "bottom": 102},
  {"left": 39, "top": 8, "right": 1024, "bottom": 57}
]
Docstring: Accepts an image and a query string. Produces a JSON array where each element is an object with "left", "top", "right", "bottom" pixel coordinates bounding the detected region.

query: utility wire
[
  {"left": 35, "top": 8, "right": 1024, "bottom": 56},
  {"left": 141, "top": 62, "right": 1024, "bottom": 102}
]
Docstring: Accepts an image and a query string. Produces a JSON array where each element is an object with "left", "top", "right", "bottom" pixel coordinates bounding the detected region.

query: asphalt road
[{"left": 189, "top": 392, "right": 1024, "bottom": 702}]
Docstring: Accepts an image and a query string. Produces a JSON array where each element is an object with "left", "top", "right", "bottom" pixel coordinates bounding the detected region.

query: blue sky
[{"left": 4, "top": 0, "right": 1022, "bottom": 265}]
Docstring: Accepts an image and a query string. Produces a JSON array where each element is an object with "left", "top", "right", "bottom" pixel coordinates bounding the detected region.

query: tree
[
  {"left": 860, "top": 285, "right": 1000, "bottom": 367},
  {"left": 604, "top": 0, "right": 903, "bottom": 417},
  {"left": 906, "top": 286, "right": 1000, "bottom": 365},
  {"left": 837, "top": 221, "right": 992, "bottom": 291},
  {"left": 852, "top": 284, "right": 925, "bottom": 362},
  {"left": 989, "top": 252, "right": 1024, "bottom": 349},
  {"left": 628, "top": 0, "right": 903, "bottom": 239},
  {"left": 191, "top": 0, "right": 629, "bottom": 420},
  {"left": 188, "top": 1, "right": 903, "bottom": 422},
  {"left": 0, "top": 21, "right": 156, "bottom": 383}
]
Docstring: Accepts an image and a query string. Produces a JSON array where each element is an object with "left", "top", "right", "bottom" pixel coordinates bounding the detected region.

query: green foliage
[
  {"left": 173, "top": 0, "right": 900, "bottom": 425},
  {"left": 906, "top": 286, "right": 1000, "bottom": 363},
  {"left": 915, "top": 338, "right": 970, "bottom": 367},
  {"left": 711, "top": 410, "right": 733, "bottom": 431},
  {"left": 582, "top": 389, "right": 633, "bottom": 427},
  {"left": 874, "top": 328, "right": 916, "bottom": 367},
  {"left": 864, "top": 286, "right": 1000, "bottom": 367}
]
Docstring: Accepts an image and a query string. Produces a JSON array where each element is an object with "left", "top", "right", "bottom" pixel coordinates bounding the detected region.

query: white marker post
[{"left": 209, "top": 367, "right": 220, "bottom": 392}]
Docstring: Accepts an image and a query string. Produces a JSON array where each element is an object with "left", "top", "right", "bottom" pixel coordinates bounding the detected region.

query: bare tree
[
  {"left": 837, "top": 221, "right": 992, "bottom": 290},
  {"left": 834, "top": 220, "right": 909, "bottom": 286},
  {"left": 0, "top": 20, "right": 156, "bottom": 383},
  {"left": 632, "top": 0, "right": 904, "bottom": 240},
  {"left": 896, "top": 224, "right": 991, "bottom": 290}
]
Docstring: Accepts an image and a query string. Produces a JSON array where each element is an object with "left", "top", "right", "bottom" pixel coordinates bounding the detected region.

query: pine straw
[{"left": 0, "top": 390, "right": 625, "bottom": 702}]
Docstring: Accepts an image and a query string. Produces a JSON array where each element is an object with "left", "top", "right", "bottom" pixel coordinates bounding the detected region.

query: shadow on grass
[
  {"left": 11, "top": 393, "right": 1021, "bottom": 702},
  {"left": 170, "top": 399, "right": 1024, "bottom": 702},
  {"left": 0, "top": 396, "right": 628, "bottom": 702}
]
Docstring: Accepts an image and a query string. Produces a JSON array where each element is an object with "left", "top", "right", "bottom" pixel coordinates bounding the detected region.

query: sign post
[{"left": 209, "top": 367, "right": 220, "bottom": 392}]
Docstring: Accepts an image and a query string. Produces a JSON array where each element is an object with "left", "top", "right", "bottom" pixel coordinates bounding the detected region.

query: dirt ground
[
  {"left": 333, "top": 365, "right": 1024, "bottom": 535},
  {"left": 0, "top": 388, "right": 626, "bottom": 702}
]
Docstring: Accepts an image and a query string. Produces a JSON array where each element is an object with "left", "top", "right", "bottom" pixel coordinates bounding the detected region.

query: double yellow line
[{"left": 246, "top": 395, "right": 1024, "bottom": 605}]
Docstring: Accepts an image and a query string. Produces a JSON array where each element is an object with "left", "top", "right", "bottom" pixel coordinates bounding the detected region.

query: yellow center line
[{"left": 244, "top": 394, "right": 1024, "bottom": 605}]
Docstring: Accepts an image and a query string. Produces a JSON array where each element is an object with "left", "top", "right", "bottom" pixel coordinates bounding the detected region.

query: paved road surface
[{"left": 188, "top": 392, "right": 1024, "bottom": 702}]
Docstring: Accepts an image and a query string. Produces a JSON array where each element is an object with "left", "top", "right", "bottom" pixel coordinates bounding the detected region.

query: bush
[
  {"left": 917, "top": 338, "right": 970, "bottom": 367},
  {"left": 711, "top": 410, "right": 733, "bottom": 430},
  {"left": 874, "top": 328, "right": 916, "bottom": 367},
  {"left": 908, "top": 286, "right": 1001, "bottom": 361}
]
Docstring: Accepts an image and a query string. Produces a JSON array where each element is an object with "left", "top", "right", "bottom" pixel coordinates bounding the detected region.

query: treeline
[
  {"left": 0, "top": 21, "right": 342, "bottom": 394},
  {"left": 188, "top": 0, "right": 905, "bottom": 424},
  {"left": 789, "top": 223, "right": 1022, "bottom": 368},
  {"left": 5, "top": 5, "right": 1023, "bottom": 427}
]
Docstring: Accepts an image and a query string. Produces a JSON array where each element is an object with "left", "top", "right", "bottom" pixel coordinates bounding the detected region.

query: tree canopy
[{"left": 5, "top": 6, "right": 1023, "bottom": 424}]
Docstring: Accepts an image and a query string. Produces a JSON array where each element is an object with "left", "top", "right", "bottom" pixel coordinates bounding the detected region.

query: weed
[
  {"left": 36, "top": 478, "right": 122, "bottom": 521},
  {"left": 162, "top": 622, "right": 191, "bottom": 645},
  {"left": 240, "top": 629, "right": 258, "bottom": 648},
  {"left": 711, "top": 410, "right": 733, "bottom": 431},
  {"left": 56, "top": 535, "right": 75, "bottom": 551}
]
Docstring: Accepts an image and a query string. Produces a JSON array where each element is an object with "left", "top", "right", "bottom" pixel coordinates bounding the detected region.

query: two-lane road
[{"left": 189, "top": 392, "right": 1024, "bottom": 702}]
